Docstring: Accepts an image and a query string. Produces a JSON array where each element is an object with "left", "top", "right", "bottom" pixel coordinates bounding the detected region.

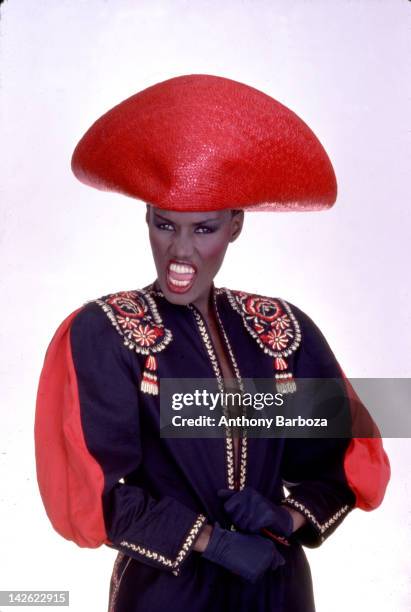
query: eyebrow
[{"left": 153, "top": 213, "right": 221, "bottom": 225}]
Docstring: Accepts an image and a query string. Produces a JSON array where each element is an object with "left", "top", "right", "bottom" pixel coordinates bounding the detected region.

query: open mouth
[{"left": 166, "top": 260, "right": 197, "bottom": 294}]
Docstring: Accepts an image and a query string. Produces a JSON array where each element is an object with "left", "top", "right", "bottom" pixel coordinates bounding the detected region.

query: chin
[
  {"left": 164, "top": 291, "right": 192, "bottom": 305},
  {"left": 159, "top": 281, "right": 195, "bottom": 305}
]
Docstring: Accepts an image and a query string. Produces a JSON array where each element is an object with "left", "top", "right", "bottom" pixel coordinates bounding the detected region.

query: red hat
[{"left": 71, "top": 74, "right": 337, "bottom": 212}]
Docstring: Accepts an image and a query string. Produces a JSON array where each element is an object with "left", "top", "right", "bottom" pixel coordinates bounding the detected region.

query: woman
[{"left": 35, "top": 74, "right": 390, "bottom": 611}]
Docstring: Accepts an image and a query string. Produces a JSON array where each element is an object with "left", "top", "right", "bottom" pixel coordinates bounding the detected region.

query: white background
[{"left": 1, "top": 1, "right": 410, "bottom": 610}]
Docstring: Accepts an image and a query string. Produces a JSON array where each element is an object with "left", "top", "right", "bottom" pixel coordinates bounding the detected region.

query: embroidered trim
[
  {"left": 119, "top": 514, "right": 206, "bottom": 574},
  {"left": 281, "top": 497, "right": 351, "bottom": 542},
  {"left": 213, "top": 291, "right": 248, "bottom": 491},
  {"left": 173, "top": 513, "right": 207, "bottom": 572},
  {"left": 214, "top": 287, "right": 225, "bottom": 296},
  {"left": 224, "top": 288, "right": 301, "bottom": 393},
  {"left": 188, "top": 303, "right": 237, "bottom": 490},
  {"left": 213, "top": 292, "right": 243, "bottom": 386},
  {"left": 225, "top": 289, "right": 301, "bottom": 359},
  {"left": 94, "top": 289, "right": 172, "bottom": 395},
  {"left": 239, "top": 437, "right": 248, "bottom": 491},
  {"left": 146, "top": 285, "right": 164, "bottom": 298},
  {"left": 188, "top": 305, "right": 224, "bottom": 389},
  {"left": 108, "top": 552, "right": 131, "bottom": 612},
  {"left": 94, "top": 289, "right": 172, "bottom": 355},
  {"left": 119, "top": 541, "right": 174, "bottom": 567}
]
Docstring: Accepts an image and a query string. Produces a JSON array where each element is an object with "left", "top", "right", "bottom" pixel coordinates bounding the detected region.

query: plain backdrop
[{"left": 1, "top": 1, "right": 410, "bottom": 611}]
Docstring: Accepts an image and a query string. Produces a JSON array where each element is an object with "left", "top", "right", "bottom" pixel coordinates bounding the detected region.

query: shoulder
[
  {"left": 59, "top": 289, "right": 153, "bottom": 375},
  {"left": 57, "top": 288, "right": 152, "bottom": 356},
  {"left": 221, "top": 286, "right": 335, "bottom": 361},
  {"left": 220, "top": 286, "right": 307, "bottom": 330},
  {"left": 70, "top": 287, "right": 154, "bottom": 330},
  {"left": 68, "top": 287, "right": 171, "bottom": 361},
  {"left": 226, "top": 287, "right": 340, "bottom": 376},
  {"left": 221, "top": 287, "right": 323, "bottom": 333}
]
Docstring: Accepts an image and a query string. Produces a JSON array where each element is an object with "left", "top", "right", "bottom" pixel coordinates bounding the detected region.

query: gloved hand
[
  {"left": 218, "top": 487, "right": 294, "bottom": 537},
  {"left": 202, "top": 522, "right": 285, "bottom": 583}
]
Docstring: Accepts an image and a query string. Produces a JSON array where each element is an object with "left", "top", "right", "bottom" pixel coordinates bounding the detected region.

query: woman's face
[{"left": 147, "top": 206, "right": 243, "bottom": 310}]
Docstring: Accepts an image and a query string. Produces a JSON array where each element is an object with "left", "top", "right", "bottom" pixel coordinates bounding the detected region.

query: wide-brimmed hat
[{"left": 72, "top": 74, "right": 337, "bottom": 212}]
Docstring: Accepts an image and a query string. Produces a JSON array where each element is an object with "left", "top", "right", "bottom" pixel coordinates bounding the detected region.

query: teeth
[
  {"left": 168, "top": 278, "right": 191, "bottom": 287},
  {"left": 169, "top": 263, "right": 195, "bottom": 274}
]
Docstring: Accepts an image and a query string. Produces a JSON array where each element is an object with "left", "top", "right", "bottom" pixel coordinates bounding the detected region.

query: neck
[
  {"left": 152, "top": 279, "right": 215, "bottom": 319},
  {"left": 191, "top": 284, "right": 215, "bottom": 320}
]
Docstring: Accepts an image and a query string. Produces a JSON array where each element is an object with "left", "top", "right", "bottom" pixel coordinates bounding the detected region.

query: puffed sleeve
[
  {"left": 280, "top": 304, "right": 390, "bottom": 548},
  {"left": 34, "top": 302, "right": 206, "bottom": 574}
]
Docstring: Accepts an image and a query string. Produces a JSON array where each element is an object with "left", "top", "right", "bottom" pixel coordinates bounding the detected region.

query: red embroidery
[
  {"left": 95, "top": 290, "right": 172, "bottom": 395},
  {"left": 225, "top": 290, "right": 301, "bottom": 393},
  {"left": 106, "top": 292, "right": 167, "bottom": 351}
]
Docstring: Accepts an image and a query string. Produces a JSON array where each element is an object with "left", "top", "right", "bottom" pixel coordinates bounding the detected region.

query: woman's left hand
[{"left": 218, "top": 487, "right": 294, "bottom": 537}]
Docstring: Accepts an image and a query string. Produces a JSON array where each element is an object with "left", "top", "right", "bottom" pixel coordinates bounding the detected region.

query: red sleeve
[
  {"left": 280, "top": 303, "right": 390, "bottom": 547},
  {"left": 342, "top": 372, "right": 391, "bottom": 511},
  {"left": 35, "top": 305, "right": 206, "bottom": 574},
  {"left": 35, "top": 308, "right": 107, "bottom": 547}
]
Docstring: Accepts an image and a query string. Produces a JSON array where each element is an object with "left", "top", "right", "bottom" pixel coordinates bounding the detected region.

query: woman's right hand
[{"left": 201, "top": 523, "right": 285, "bottom": 583}]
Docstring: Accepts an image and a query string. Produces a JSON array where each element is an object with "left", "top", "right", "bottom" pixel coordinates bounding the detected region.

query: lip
[{"left": 166, "top": 259, "right": 197, "bottom": 294}]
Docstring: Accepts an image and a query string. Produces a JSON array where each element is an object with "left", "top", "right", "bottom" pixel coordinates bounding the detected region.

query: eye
[
  {"left": 195, "top": 226, "right": 214, "bottom": 234},
  {"left": 156, "top": 222, "right": 175, "bottom": 231}
]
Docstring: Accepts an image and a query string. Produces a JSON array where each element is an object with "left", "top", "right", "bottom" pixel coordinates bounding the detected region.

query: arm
[
  {"left": 285, "top": 508, "right": 307, "bottom": 532},
  {"left": 279, "top": 303, "right": 390, "bottom": 547},
  {"left": 220, "top": 304, "right": 390, "bottom": 547},
  {"left": 193, "top": 523, "right": 213, "bottom": 552},
  {"left": 35, "top": 303, "right": 206, "bottom": 574}
]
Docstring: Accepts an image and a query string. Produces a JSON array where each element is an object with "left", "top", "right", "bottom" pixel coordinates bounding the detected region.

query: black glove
[
  {"left": 218, "top": 487, "right": 294, "bottom": 537},
  {"left": 202, "top": 522, "right": 285, "bottom": 583}
]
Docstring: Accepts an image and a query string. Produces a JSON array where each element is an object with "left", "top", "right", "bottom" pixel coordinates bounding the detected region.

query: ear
[{"left": 229, "top": 210, "right": 244, "bottom": 243}]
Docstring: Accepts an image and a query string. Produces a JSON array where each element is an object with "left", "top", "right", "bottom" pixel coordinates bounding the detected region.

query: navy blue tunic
[{"left": 35, "top": 285, "right": 390, "bottom": 612}]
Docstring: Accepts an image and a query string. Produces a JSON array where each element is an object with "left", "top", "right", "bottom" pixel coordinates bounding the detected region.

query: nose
[{"left": 170, "top": 229, "right": 195, "bottom": 261}]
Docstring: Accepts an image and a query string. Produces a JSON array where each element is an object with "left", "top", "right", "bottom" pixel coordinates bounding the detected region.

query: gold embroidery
[
  {"left": 118, "top": 541, "right": 174, "bottom": 567},
  {"left": 188, "top": 305, "right": 224, "bottom": 387},
  {"left": 119, "top": 514, "right": 206, "bottom": 574},
  {"left": 239, "top": 437, "right": 248, "bottom": 491},
  {"left": 224, "top": 289, "right": 302, "bottom": 359},
  {"left": 94, "top": 289, "right": 173, "bottom": 356},
  {"left": 281, "top": 497, "right": 351, "bottom": 542},
  {"left": 173, "top": 513, "right": 208, "bottom": 574},
  {"left": 188, "top": 304, "right": 236, "bottom": 490},
  {"left": 108, "top": 552, "right": 131, "bottom": 612},
  {"left": 213, "top": 291, "right": 248, "bottom": 491},
  {"left": 146, "top": 285, "right": 164, "bottom": 298}
]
